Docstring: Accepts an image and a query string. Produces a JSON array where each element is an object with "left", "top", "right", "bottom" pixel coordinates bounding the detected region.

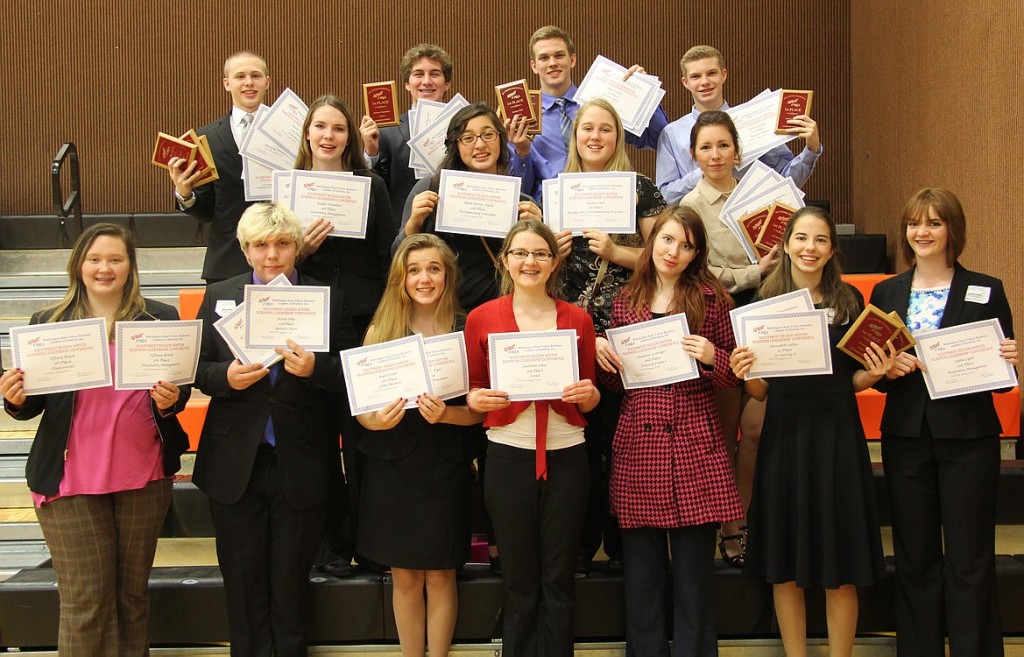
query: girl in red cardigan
[
  {"left": 465, "top": 220, "right": 599, "bottom": 657},
  {"left": 598, "top": 206, "right": 742, "bottom": 657}
]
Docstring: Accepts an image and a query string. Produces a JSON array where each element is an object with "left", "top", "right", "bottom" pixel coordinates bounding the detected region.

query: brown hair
[
  {"left": 689, "top": 110, "right": 742, "bottom": 167},
  {"left": 529, "top": 25, "right": 575, "bottom": 59},
  {"left": 898, "top": 187, "right": 967, "bottom": 268},
  {"left": 758, "top": 206, "right": 860, "bottom": 325},
  {"left": 496, "top": 221, "right": 561, "bottom": 297},
  {"left": 400, "top": 44, "right": 453, "bottom": 83},
  {"left": 679, "top": 45, "right": 725, "bottom": 75},
  {"left": 621, "top": 206, "right": 729, "bottom": 333},
  {"left": 294, "top": 94, "right": 367, "bottom": 172},
  {"left": 435, "top": 103, "right": 510, "bottom": 175}
]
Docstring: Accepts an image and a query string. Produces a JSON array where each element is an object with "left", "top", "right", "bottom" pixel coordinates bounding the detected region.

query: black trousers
[
  {"left": 621, "top": 524, "right": 718, "bottom": 657},
  {"left": 485, "top": 442, "right": 589, "bottom": 657},
  {"left": 210, "top": 447, "right": 325, "bottom": 657},
  {"left": 882, "top": 431, "right": 1003, "bottom": 657}
]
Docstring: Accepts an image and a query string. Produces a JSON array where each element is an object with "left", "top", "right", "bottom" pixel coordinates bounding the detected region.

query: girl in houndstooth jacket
[{"left": 596, "top": 205, "right": 743, "bottom": 657}]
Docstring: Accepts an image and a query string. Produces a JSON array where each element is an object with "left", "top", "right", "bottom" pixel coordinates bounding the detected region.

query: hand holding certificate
[
  {"left": 605, "top": 314, "right": 698, "bottom": 389},
  {"left": 553, "top": 172, "right": 637, "bottom": 235},
  {"left": 10, "top": 318, "right": 112, "bottom": 395},
  {"left": 735, "top": 310, "right": 833, "bottom": 379},
  {"left": 488, "top": 330, "right": 580, "bottom": 401},
  {"left": 341, "top": 335, "right": 433, "bottom": 415},
  {"left": 114, "top": 320, "right": 202, "bottom": 390},
  {"left": 423, "top": 332, "right": 470, "bottom": 401},
  {"left": 288, "top": 171, "right": 370, "bottom": 239},
  {"left": 435, "top": 170, "right": 522, "bottom": 238},
  {"left": 573, "top": 55, "right": 665, "bottom": 136},
  {"left": 913, "top": 319, "right": 1017, "bottom": 399},
  {"left": 244, "top": 285, "right": 331, "bottom": 352}
]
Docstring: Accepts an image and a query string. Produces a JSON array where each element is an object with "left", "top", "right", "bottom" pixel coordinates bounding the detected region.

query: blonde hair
[
  {"left": 564, "top": 99, "right": 632, "bottom": 173},
  {"left": 366, "top": 234, "right": 462, "bottom": 344},
  {"left": 236, "top": 202, "right": 304, "bottom": 253},
  {"left": 679, "top": 45, "right": 725, "bottom": 75},
  {"left": 43, "top": 223, "right": 147, "bottom": 339}
]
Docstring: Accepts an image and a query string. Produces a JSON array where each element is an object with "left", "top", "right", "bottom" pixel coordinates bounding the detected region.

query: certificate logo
[
  {"left": 303, "top": 181, "right": 317, "bottom": 189},
  {"left": 453, "top": 182, "right": 466, "bottom": 189},
  {"left": 357, "top": 357, "right": 369, "bottom": 366},
  {"left": 130, "top": 332, "right": 145, "bottom": 342},
  {"left": 28, "top": 336, "right": 41, "bottom": 345},
  {"left": 620, "top": 337, "right": 632, "bottom": 345},
  {"left": 503, "top": 344, "right": 517, "bottom": 353}
]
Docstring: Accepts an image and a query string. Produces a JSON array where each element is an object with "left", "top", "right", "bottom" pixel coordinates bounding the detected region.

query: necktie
[
  {"left": 535, "top": 401, "right": 550, "bottom": 480},
  {"left": 240, "top": 113, "right": 253, "bottom": 132},
  {"left": 553, "top": 98, "right": 573, "bottom": 150},
  {"left": 262, "top": 362, "right": 282, "bottom": 446}
]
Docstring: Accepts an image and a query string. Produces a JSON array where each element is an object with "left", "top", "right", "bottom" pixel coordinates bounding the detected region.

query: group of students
[{"left": 0, "top": 26, "right": 1018, "bottom": 657}]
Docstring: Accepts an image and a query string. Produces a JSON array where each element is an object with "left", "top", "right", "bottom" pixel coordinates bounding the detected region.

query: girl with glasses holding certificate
[
  {"left": 681, "top": 111, "right": 781, "bottom": 568},
  {"left": 1, "top": 223, "right": 190, "bottom": 655},
  {"left": 357, "top": 233, "right": 482, "bottom": 657},
  {"left": 730, "top": 206, "right": 892, "bottom": 657},
  {"left": 465, "top": 220, "right": 599, "bottom": 657},
  {"left": 595, "top": 205, "right": 741, "bottom": 657},
  {"left": 869, "top": 188, "right": 1017, "bottom": 657}
]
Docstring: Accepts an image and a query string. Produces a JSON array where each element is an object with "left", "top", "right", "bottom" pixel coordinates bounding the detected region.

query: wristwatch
[{"left": 174, "top": 189, "right": 195, "bottom": 204}]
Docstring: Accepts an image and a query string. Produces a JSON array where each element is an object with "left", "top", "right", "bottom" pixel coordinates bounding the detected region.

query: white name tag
[
  {"left": 965, "top": 285, "right": 991, "bottom": 304},
  {"left": 215, "top": 299, "right": 237, "bottom": 317}
]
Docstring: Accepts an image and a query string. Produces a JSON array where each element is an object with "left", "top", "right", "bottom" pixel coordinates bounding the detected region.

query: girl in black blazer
[
  {"left": 1, "top": 223, "right": 190, "bottom": 655},
  {"left": 870, "top": 188, "right": 1018, "bottom": 657}
]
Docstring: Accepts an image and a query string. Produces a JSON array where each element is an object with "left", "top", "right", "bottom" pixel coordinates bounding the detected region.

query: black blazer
[
  {"left": 870, "top": 263, "right": 1015, "bottom": 439},
  {"left": 297, "top": 170, "right": 395, "bottom": 318},
  {"left": 373, "top": 112, "right": 414, "bottom": 235},
  {"left": 184, "top": 113, "right": 253, "bottom": 281},
  {"left": 5, "top": 300, "right": 191, "bottom": 496},
  {"left": 191, "top": 272, "right": 358, "bottom": 508}
]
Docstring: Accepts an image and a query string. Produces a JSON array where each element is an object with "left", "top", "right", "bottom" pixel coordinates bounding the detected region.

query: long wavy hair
[
  {"left": 620, "top": 206, "right": 729, "bottom": 333},
  {"left": 294, "top": 94, "right": 367, "bottom": 172},
  {"left": 366, "top": 233, "right": 462, "bottom": 344},
  {"left": 44, "top": 223, "right": 148, "bottom": 338},
  {"left": 758, "top": 206, "right": 859, "bottom": 325},
  {"left": 564, "top": 98, "right": 632, "bottom": 173}
]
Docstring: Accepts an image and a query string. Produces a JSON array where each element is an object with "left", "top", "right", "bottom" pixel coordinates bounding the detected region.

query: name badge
[
  {"left": 965, "top": 285, "right": 991, "bottom": 304},
  {"left": 215, "top": 299, "right": 237, "bottom": 317}
]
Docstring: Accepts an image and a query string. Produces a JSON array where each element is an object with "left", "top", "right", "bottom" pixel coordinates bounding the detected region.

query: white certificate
[
  {"left": 488, "top": 329, "right": 580, "bottom": 402},
  {"left": 271, "top": 169, "right": 294, "bottom": 207},
  {"left": 542, "top": 179, "right": 560, "bottom": 231},
  {"left": 436, "top": 170, "right": 521, "bottom": 238},
  {"left": 288, "top": 171, "right": 368, "bottom": 238},
  {"left": 214, "top": 302, "right": 283, "bottom": 368},
  {"left": 573, "top": 55, "right": 665, "bottom": 136},
  {"left": 407, "top": 99, "right": 447, "bottom": 171},
  {"left": 726, "top": 89, "right": 796, "bottom": 164},
  {"left": 736, "top": 310, "right": 832, "bottom": 379},
  {"left": 913, "top": 319, "right": 1017, "bottom": 400},
  {"left": 244, "top": 285, "right": 330, "bottom": 352},
  {"left": 341, "top": 335, "right": 433, "bottom": 415},
  {"left": 114, "top": 320, "right": 201, "bottom": 390},
  {"left": 407, "top": 94, "right": 470, "bottom": 175},
  {"left": 423, "top": 332, "right": 469, "bottom": 401},
  {"left": 606, "top": 314, "right": 699, "bottom": 389},
  {"left": 255, "top": 88, "right": 309, "bottom": 155},
  {"left": 10, "top": 317, "right": 112, "bottom": 395},
  {"left": 242, "top": 158, "right": 275, "bottom": 201},
  {"left": 556, "top": 171, "right": 636, "bottom": 234},
  {"left": 239, "top": 106, "right": 296, "bottom": 171},
  {"left": 729, "top": 288, "right": 814, "bottom": 338}
]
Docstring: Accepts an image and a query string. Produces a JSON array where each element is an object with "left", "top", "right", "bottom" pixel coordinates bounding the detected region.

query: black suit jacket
[
  {"left": 870, "top": 263, "right": 1015, "bottom": 439},
  {"left": 185, "top": 113, "right": 253, "bottom": 281},
  {"left": 373, "top": 112, "right": 414, "bottom": 234},
  {"left": 192, "top": 272, "right": 358, "bottom": 508},
  {"left": 6, "top": 299, "right": 191, "bottom": 496}
]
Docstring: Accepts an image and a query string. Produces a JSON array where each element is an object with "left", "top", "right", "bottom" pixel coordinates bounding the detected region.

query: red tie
[{"left": 535, "top": 401, "right": 549, "bottom": 480}]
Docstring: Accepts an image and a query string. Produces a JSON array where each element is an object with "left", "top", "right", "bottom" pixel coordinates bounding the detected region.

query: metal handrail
[{"left": 51, "top": 142, "right": 82, "bottom": 246}]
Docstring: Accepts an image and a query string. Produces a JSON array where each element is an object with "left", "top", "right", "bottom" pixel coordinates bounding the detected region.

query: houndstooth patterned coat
[{"left": 601, "top": 286, "right": 743, "bottom": 529}]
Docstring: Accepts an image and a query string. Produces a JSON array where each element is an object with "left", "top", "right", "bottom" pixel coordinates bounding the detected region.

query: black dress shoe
[{"left": 318, "top": 560, "right": 354, "bottom": 578}]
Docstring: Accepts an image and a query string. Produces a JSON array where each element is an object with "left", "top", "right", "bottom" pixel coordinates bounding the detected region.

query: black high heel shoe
[{"left": 718, "top": 532, "right": 746, "bottom": 568}]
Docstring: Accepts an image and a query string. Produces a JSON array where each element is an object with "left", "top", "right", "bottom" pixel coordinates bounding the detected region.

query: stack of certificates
[
  {"left": 239, "top": 88, "right": 309, "bottom": 201},
  {"left": 837, "top": 304, "right": 915, "bottom": 368},
  {"left": 151, "top": 130, "right": 219, "bottom": 186},
  {"left": 573, "top": 55, "right": 665, "bottom": 137},
  {"left": 719, "top": 161, "right": 806, "bottom": 264},
  {"left": 407, "top": 94, "right": 471, "bottom": 179},
  {"left": 541, "top": 171, "right": 637, "bottom": 235},
  {"left": 725, "top": 89, "right": 803, "bottom": 165},
  {"left": 270, "top": 168, "right": 371, "bottom": 239}
]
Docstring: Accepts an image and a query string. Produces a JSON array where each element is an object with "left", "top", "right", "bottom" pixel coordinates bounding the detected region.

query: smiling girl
[{"left": 730, "top": 206, "right": 890, "bottom": 657}]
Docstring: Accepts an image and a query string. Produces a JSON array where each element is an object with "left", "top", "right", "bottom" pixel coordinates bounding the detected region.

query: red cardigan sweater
[{"left": 465, "top": 294, "right": 597, "bottom": 430}]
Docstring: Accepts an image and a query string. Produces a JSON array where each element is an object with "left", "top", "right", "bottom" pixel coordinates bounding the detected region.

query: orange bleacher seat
[
  {"left": 179, "top": 398, "right": 208, "bottom": 452},
  {"left": 843, "top": 273, "right": 893, "bottom": 303},
  {"left": 179, "top": 288, "right": 205, "bottom": 321},
  {"left": 856, "top": 386, "right": 1020, "bottom": 439}
]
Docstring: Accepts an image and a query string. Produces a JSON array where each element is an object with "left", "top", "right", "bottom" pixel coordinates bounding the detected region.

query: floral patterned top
[
  {"left": 559, "top": 174, "right": 667, "bottom": 333},
  {"left": 907, "top": 286, "right": 950, "bottom": 332}
]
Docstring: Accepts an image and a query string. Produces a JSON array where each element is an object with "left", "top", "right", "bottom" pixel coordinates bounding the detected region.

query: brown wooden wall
[
  {"left": 0, "top": 0, "right": 850, "bottom": 225},
  {"left": 850, "top": 0, "right": 1023, "bottom": 327}
]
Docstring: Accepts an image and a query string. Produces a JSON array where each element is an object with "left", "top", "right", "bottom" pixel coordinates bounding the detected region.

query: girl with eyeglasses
[
  {"left": 597, "top": 206, "right": 742, "bottom": 657},
  {"left": 465, "top": 220, "right": 599, "bottom": 657}
]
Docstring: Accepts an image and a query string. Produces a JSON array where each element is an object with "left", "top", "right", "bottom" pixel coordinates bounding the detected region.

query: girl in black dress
[
  {"left": 357, "top": 233, "right": 482, "bottom": 657},
  {"left": 729, "top": 206, "right": 892, "bottom": 657}
]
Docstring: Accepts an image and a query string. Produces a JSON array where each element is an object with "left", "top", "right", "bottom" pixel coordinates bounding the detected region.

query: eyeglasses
[
  {"left": 457, "top": 130, "right": 500, "bottom": 146},
  {"left": 506, "top": 249, "right": 554, "bottom": 262}
]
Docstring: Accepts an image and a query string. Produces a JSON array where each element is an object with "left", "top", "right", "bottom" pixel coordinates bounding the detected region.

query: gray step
[
  {"left": 0, "top": 456, "right": 30, "bottom": 508},
  {"left": 0, "top": 539, "right": 50, "bottom": 580},
  {"left": 0, "top": 247, "right": 206, "bottom": 288},
  {"left": 0, "top": 286, "right": 188, "bottom": 332},
  {"left": 0, "top": 522, "right": 42, "bottom": 541}
]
